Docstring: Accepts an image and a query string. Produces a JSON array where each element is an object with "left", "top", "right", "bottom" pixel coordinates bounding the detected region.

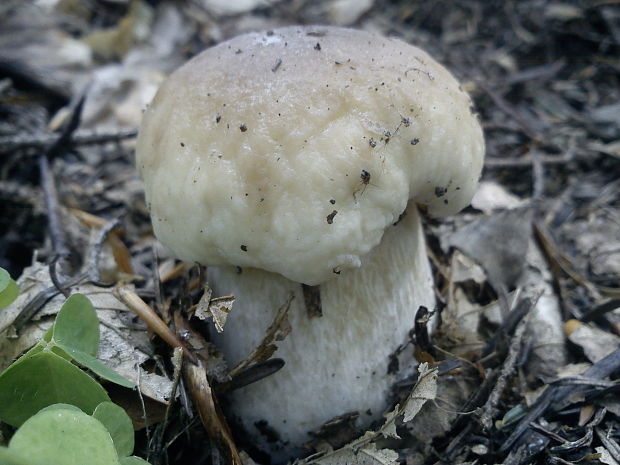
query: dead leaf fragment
[
  {"left": 445, "top": 207, "right": 533, "bottom": 292},
  {"left": 194, "top": 285, "right": 235, "bottom": 333},
  {"left": 567, "top": 322, "right": 620, "bottom": 363},
  {"left": 304, "top": 443, "right": 399, "bottom": 465},
  {"left": 403, "top": 363, "right": 439, "bottom": 422},
  {"left": 471, "top": 181, "right": 524, "bottom": 213},
  {"left": 596, "top": 446, "right": 620, "bottom": 465}
]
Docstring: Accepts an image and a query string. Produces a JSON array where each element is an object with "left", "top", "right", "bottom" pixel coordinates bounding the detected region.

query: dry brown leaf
[
  {"left": 194, "top": 284, "right": 235, "bottom": 333},
  {"left": 228, "top": 293, "right": 293, "bottom": 378}
]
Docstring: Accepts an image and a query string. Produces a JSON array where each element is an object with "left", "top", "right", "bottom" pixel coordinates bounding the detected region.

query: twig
[
  {"left": 505, "top": 60, "right": 565, "bottom": 86},
  {"left": 500, "top": 348, "right": 620, "bottom": 452},
  {"left": 136, "top": 371, "right": 152, "bottom": 462},
  {"left": 49, "top": 254, "right": 70, "bottom": 298},
  {"left": 37, "top": 89, "right": 89, "bottom": 269},
  {"left": 484, "top": 153, "right": 571, "bottom": 168},
  {"left": 150, "top": 347, "right": 184, "bottom": 461},
  {"left": 596, "top": 427, "right": 620, "bottom": 463},
  {"left": 173, "top": 312, "right": 243, "bottom": 465},
  {"left": 531, "top": 149, "right": 545, "bottom": 200},
  {"left": 213, "top": 359, "right": 285, "bottom": 394},
  {"left": 480, "top": 308, "right": 531, "bottom": 430},
  {"left": 85, "top": 217, "right": 122, "bottom": 282},
  {"left": 0, "top": 128, "right": 138, "bottom": 153},
  {"left": 38, "top": 154, "right": 68, "bottom": 259},
  {"left": 114, "top": 285, "right": 198, "bottom": 364},
  {"left": 6, "top": 271, "right": 86, "bottom": 334}
]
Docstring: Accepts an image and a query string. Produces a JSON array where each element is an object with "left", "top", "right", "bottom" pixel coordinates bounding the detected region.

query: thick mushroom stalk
[
  {"left": 136, "top": 26, "right": 485, "bottom": 460},
  {"left": 209, "top": 206, "right": 433, "bottom": 457}
]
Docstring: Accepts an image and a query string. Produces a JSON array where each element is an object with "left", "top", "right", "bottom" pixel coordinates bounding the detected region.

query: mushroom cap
[{"left": 136, "top": 26, "right": 484, "bottom": 285}]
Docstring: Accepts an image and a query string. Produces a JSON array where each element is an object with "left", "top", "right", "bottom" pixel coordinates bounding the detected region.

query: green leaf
[
  {"left": 53, "top": 294, "right": 99, "bottom": 356},
  {"left": 42, "top": 326, "right": 53, "bottom": 343},
  {"left": 0, "top": 447, "right": 35, "bottom": 465},
  {"left": 0, "top": 268, "right": 19, "bottom": 309},
  {"left": 37, "top": 403, "right": 82, "bottom": 414},
  {"left": 55, "top": 344, "right": 135, "bottom": 388},
  {"left": 119, "top": 457, "right": 152, "bottom": 465},
  {"left": 0, "top": 351, "right": 110, "bottom": 426},
  {"left": 8, "top": 405, "right": 120, "bottom": 465},
  {"left": 93, "top": 402, "right": 134, "bottom": 457},
  {"left": 17, "top": 342, "right": 46, "bottom": 363}
]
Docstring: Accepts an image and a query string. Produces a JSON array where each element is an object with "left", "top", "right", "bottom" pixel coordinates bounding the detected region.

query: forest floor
[{"left": 1, "top": 1, "right": 619, "bottom": 464}]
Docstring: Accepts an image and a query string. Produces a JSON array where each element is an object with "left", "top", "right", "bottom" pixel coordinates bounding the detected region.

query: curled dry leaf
[
  {"left": 402, "top": 363, "right": 439, "bottom": 422},
  {"left": 194, "top": 284, "right": 235, "bottom": 333}
]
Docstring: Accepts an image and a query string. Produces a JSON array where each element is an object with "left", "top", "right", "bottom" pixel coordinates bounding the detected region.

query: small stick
[
  {"left": 38, "top": 154, "right": 68, "bottom": 260},
  {"left": 115, "top": 286, "right": 198, "bottom": 364},
  {"left": 86, "top": 217, "right": 122, "bottom": 282},
  {"left": 174, "top": 312, "right": 242, "bottom": 465},
  {"left": 0, "top": 128, "right": 137, "bottom": 153}
]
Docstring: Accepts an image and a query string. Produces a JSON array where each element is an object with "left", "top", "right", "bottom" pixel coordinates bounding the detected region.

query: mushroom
[{"left": 136, "top": 26, "right": 484, "bottom": 459}]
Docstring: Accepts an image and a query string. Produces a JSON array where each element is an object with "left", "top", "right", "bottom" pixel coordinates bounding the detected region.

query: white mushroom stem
[{"left": 208, "top": 205, "right": 434, "bottom": 458}]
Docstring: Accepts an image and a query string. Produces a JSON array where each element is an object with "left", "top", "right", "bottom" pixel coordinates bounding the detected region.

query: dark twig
[
  {"left": 484, "top": 153, "right": 571, "bottom": 168},
  {"left": 45, "top": 91, "right": 88, "bottom": 160},
  {"left": 85, "top": 217, "right": 122, "bottom": 282},
  {"left": 173, "top": 312, "right": 242, "bottom": 465},
  {"left": 213, "top": 359, "right": 285, "bottom": 394},
  {"left": 500, "top": 348, "right": 620, "bottom": 452},
  {"left": 49, "top": 254, "right": 70, "bottom": 298},
  {"left": 581, "top": 299, "right": 620, "bottom": 323},
  {"left": 595, "top": 426, "right": 620, "bottom": 463},
  {"left": 38, "top": 90, "right": 89, "bottom": 267},
  {"left": 481, "top": 294, "right": 530, "bottom": 359},
  {"left": 38, "top": 154, "right": 68, "bottom": 259},
  {"left": 480, "top": 309, "right": 531, "bottom": 430},
  {"left": 0, "top": 128, "right": 137, "bottom": 153},
  {"left": 7, "top": 272, "right": 86, "bottom": 334}
]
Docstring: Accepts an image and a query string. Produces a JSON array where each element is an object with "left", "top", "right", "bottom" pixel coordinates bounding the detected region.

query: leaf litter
[{"left": 1, "top": 0, "right": 620, "bottom": 463}]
